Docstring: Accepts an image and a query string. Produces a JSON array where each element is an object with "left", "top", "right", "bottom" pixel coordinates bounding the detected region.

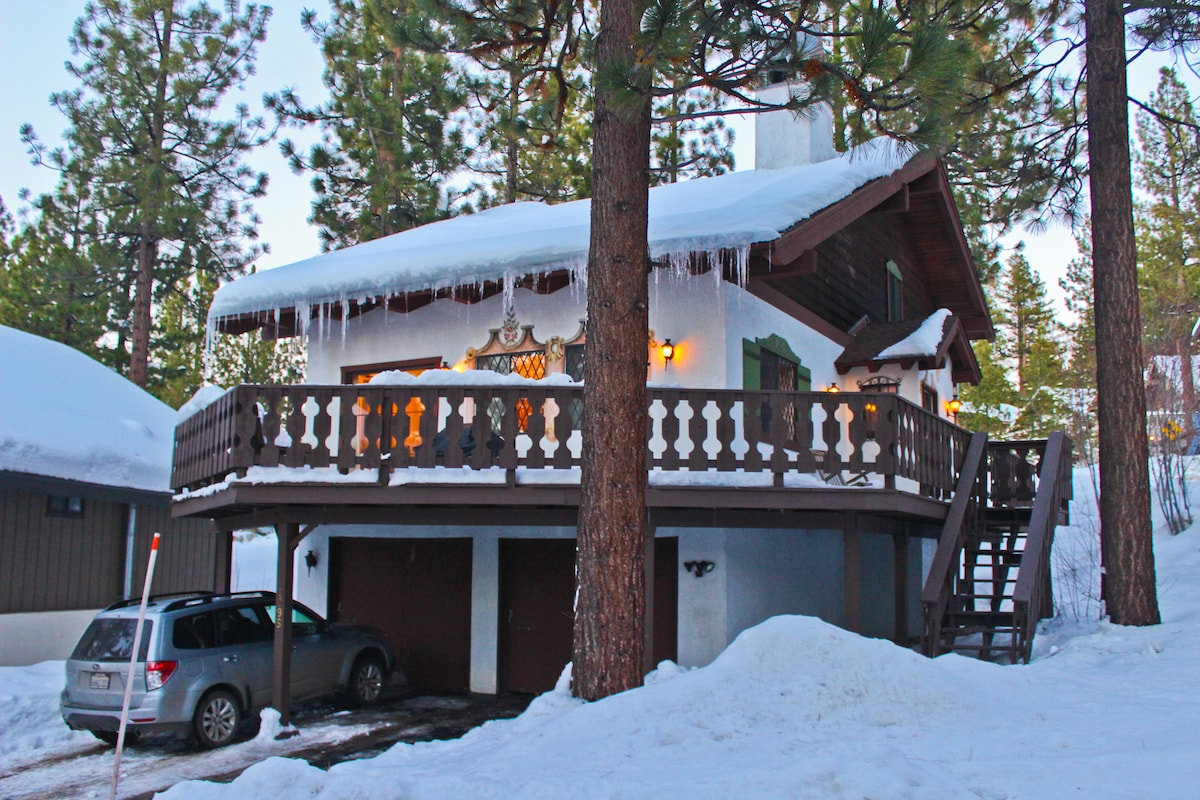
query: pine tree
[
  {"left": 22, "top": 0, "right": 271, "bottom": 388},
  {"left": 1086, "top": 0, "right": 1160, "bottom": 626},
  {"left": 958, "top": 339, "right": 1018, "bottom": 434},
  {"left": 269, "top": 1, "right": 466, "bottom": 249},
  {"left": 1134, "top": 68, "right": 1200, "bottom": 422},
  {"left": 650, "top": 83, "right": 735, "bottom": 185}
]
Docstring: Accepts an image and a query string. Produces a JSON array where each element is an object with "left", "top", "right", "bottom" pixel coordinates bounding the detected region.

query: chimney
[{"left": 754, "top": 34, "right": 837, "bottom": 170}]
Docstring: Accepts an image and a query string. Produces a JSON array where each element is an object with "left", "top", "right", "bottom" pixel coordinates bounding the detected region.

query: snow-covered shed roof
[
  {"left": 835, "top": 309, "right": 981, "bottom": 384},
  {"left": 209, "top": 139, "right": 922, "bottom": 335},
  {"left": 0, "top": 326, "right": 177, "bottom": 494}
]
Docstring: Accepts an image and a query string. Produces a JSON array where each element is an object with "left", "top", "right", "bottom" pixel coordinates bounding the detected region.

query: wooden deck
[{"left": 166, "top": 383, "right": 1052, "bottom": 529}]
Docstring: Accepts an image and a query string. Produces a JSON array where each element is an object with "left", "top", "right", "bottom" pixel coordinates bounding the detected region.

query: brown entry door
[
  {"left": 330, "top": 538, "right": 472, "bottom": 691},
  {"left": 499, "top": 539, "right": 577, "bottom": 694},
  {"left": 498, "top": 537, "right": 679, "bottom": 694}
]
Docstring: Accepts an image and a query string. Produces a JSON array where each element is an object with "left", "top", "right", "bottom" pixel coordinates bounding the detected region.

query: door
[
  {"left": 331, "top": 538, "right": 472, "bottom": 691},
  {"left": 498, "top": 537, "right": 679, "bottom": 694},
  {"left": 499, "top": 539, "right": 577, "bottom": 694}
]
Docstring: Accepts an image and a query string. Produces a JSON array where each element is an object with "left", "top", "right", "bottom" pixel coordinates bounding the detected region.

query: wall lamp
[
  {"left": 946, "top": 394, "right": 963, "bottom": 420},
  {"left": 304, "top": 549, "right": 319, "bottom": 574},
  {"left": 661, "top": 338, "right": 675, "bottom": 368},
  {"left": 825, "top": 382, "right": 840, "bottom": 393},
  {"left": 684, "top": 560, "right": 715, "bottom": 578}
]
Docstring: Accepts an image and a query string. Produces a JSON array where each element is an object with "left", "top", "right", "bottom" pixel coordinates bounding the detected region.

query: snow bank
[
  {"left": 0, "top": 661, "right": 92, "bottom": 760},
  {"left": 0, "top": 325, "right": 178, "bottom": 492},
  {"left": 209, "top": 140, "right": 918, "bottom": 332}
]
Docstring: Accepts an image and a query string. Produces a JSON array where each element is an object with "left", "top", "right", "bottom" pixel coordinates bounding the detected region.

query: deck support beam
[
  {"left": 272, "top": 522, "right": 316, "bottom": 732},
  {"left": 894, "top": 528, "right": 909, "bottom": 645},
  {"left": 844, "top": 514, "right": 862, "bottom": 634},
  {"left": 644, "top": 515, "right": 657, "bottom": 674}
]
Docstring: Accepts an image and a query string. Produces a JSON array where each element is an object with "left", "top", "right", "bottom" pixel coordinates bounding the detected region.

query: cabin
[
  {"left": 172, "top": 98, "right": 1071, "bottom": 715},
  {"left": 0, "top": 326, "right": 228, "bottom": 665}
]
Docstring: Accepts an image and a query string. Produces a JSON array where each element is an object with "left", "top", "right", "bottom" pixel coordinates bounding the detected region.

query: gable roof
[
  {"left": 0, "top": 326, "right": 177, "bottom": 493},
  {"left": 835, "top": 310, "right": 982, "bottom": 384},
  {"left": 209, "top": 139, "right": 928, "bottom": 336}
]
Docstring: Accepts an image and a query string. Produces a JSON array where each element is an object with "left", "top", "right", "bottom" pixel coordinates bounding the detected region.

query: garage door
[
  {"left": 330, "top": 538, "right": 472, "bottom": 691},
  {"left": 499, "top": 537, "right": 678, "bottom": 694}
]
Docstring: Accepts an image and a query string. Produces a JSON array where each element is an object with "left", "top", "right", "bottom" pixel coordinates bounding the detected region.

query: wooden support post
[
  {"left": 844, "top": 514, "right": 862, "bottom": 634},
  {"left": 644, "top": 514, "right": 657, "bottom": 675},
  {"left": 894, "top": 529, "right": 909, "bottom": 645},
  {"left": 271, "top": 522, "right": 315, "bottom": 733}
]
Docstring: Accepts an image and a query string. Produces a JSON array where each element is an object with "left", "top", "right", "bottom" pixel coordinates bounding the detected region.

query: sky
[
  {"left": 2, "top": 1, "right": 1199, "bottom": 316},
  {"left": 2, "top": 465, "right": 1200, "bottom": 798}
]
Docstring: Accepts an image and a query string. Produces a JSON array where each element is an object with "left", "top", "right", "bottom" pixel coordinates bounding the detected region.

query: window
[
  {"left": 564, "top": 344, "right": 585, "bottom": 382},
  {"left": 886, "top": 260, "right": 903, "bottom": 322},
  {"left": 71, "top": 619, "right": 153, "bottom": 662},
  {"left": 173, "top": 612, "right": 217, "bottom": 650},
  {"left": 342, "top": 357, "right": 444, "bottom": 384},
  {"left": 921, "top": 384, "right": 939, "bottom": 415},
  {"left": 46, "top": 495, "right": 85, "bottom": 518},
  {"left": 474, "top": 350, "right": 546, "bottom": 379},
  {"left": 743, "top": 336, "right": 810, "bottom": 441},
  {"left": 263, "top": 604, "right": 321, "bottom": 637},
  {"left": 857, "top": 376, "right": 901, "bottom": 439}
]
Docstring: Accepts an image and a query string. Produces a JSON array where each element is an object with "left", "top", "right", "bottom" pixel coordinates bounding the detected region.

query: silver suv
[{"left": 60, "top": 591, "right": 395, "bottom": 749}]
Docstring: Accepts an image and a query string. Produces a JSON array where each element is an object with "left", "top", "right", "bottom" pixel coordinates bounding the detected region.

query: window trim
[
  {"left": 342, "top": 357, "right": 444, "bottom": 384},
  {"left": 886, "top": 260, "right": 903, "bottom": 322}
]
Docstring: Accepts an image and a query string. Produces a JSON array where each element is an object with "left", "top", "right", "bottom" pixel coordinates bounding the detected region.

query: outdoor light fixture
[
  {"left": 304, "top": 550, "right": 319, "bottom": 574},
  {"left": 683, "top": 560, "right": 715, "bottom": 578},
  {"left": 661, "top": 339, "right": 675, "bottom": 367},
  {"left": 946, "top": 395, "right": 963, "bottom": 419},
  {"left": 825, "top": 383, "right": 840, "bottom": 393}
]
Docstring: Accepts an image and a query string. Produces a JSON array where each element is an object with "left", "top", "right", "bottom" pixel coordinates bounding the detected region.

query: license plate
[{"left": 89, "top": 672, "right": 110, "bottom": 690}]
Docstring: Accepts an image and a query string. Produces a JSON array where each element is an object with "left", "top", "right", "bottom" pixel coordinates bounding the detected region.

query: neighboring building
[
  {"left": 174, "top": 99, "right": 1070, "bottom": 702},
  {"left": 0, "top": 326, "right": 228, "bottom": 665}
]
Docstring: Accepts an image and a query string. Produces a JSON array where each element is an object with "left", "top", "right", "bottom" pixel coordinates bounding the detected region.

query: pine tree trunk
[
  {"left": 128, "top": 233, "right": 157, "bottom": 387},
  {"left": 1085, "top": 0, "right": 1161, "bottom": 625},
  {"left": 572, "top": 0, "right": 652, "bottom": 701}
]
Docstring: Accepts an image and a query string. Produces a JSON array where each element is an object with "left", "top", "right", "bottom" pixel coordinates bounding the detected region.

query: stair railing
[
  {"left": 920, "top": 432, "right": 989, "bottom": 657},
  {"left": 1010, "top": 431, "right": 1071, "bottom": 663}
]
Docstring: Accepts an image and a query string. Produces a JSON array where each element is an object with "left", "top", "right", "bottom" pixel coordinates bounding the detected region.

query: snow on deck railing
[{"left": 171, "top": 384, "right": 971, "bottom": 498}]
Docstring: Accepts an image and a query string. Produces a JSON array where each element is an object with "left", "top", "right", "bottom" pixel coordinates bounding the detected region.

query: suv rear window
[{"left": 71, "top": 618, "right": 153, "bottom": 662}]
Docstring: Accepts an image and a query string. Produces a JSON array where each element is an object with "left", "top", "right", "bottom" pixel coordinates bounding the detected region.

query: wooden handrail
[
  {"left": 920, "top": 431, "right": 988, "bottom": 657},
  {"left": 1011, "top": 431, "right": 1070, "bottom": 663}
]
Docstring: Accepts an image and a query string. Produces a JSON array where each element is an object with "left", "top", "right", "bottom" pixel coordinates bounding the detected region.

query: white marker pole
[{"left": 111, "top": 532, "right": 161, "bottom": 800}]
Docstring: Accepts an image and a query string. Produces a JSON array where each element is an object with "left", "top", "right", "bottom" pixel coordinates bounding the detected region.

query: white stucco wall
[
  {"left": 0, "top": 609, "right": 99, "bottom": 666},
  {"left": 724, "top": 529, "right": 845, "bottom": 646},
  {"left": 675, "top": 529, "right": 728, "bottom": 668}
]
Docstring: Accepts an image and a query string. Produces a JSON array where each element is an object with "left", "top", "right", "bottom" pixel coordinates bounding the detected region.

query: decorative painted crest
[{"left": 500, "top": 309, "right": 521, "bottom": 348}]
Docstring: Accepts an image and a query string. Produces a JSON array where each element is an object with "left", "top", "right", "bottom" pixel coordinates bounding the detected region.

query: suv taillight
[{"left": 146, "top": 661, "right": 178, "bottom": 690}]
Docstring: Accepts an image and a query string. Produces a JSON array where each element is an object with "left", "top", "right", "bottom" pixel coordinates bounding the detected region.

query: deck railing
[{"left": 172, "top": 384, "right": 974, "bottom": 496}]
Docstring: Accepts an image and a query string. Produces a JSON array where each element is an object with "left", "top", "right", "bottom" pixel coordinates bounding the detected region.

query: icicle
[{"left": 341, "top": 298, "right": 350, "bottom": 349}]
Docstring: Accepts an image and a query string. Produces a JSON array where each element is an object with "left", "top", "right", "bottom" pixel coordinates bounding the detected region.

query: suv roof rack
[
  {"left": 104, "top": 591, "right": 216, "bottom": 611},
  {"left": 162, "top": 590, "right": 275, "bottom": 613}
]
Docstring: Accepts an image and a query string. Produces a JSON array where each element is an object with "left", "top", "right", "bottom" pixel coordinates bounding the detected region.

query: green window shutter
[{"left": 743, "top": 339, "right": 762, "bottom": 390}]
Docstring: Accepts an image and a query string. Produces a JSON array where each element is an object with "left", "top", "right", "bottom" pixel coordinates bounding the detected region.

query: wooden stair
[{"left": 921, "top": 433, "right": 1072, "bottom": 664}]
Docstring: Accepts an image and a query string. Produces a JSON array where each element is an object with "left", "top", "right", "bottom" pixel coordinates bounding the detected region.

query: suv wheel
[
  {"left": 348, "top": 654, "right": 386, "bottom": 707},
  {"left": 193, "top": 689, "right": 241, "bottom": 749}
]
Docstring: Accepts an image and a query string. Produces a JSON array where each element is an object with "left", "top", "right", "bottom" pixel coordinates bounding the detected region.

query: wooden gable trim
[{"left": 762, "top": 153, "right": 940, "bottom": 268}]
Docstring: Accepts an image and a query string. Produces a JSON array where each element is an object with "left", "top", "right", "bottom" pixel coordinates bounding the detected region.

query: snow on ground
[{"left": 3, "top": 466, "right": 1199, "bottom": 798}]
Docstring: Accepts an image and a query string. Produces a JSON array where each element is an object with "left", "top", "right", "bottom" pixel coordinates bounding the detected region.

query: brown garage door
[
  {"left": 330, "top": 538, "right": 472, "bottom": 691},
  {"left": 499, "top": 537, "right": 678, "bottom": 694}
]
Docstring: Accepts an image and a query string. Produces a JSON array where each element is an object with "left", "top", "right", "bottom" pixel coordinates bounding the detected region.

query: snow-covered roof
[
  {"left": 209, "top": 139, "right": 917, "bottom": 330},
  {"left": 0, "top": 326, "right": 177, "bottom": 493},
  {"left": 835, "top": 309, "right": 980, "bottom": 384}
]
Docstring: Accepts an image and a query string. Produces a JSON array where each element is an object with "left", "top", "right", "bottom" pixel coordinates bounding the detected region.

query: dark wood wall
[
  {"left": 0, "top": 488, "right": 227, "bottom": 614},
  {"left": 780, "top": 213, "right": 936, "bottom": 334}
]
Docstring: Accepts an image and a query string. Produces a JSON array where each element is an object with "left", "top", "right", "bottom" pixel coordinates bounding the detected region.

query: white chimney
[
  {"left": 754, "top": 33, "right": 837, "bottom": 170},
  {"left": 754, "top": 85, "right": 836, "bottom": 170}
]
